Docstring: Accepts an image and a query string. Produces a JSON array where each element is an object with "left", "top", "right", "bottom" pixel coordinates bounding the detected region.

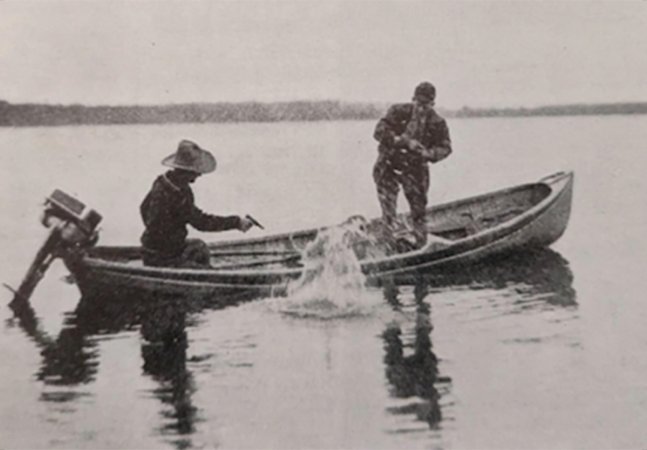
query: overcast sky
[{"left": 1, "top": 1, "right": 646, "bottom": 109}]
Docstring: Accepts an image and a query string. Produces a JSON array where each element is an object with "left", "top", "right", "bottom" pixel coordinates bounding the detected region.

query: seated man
[{"left": 140, "top": 140, "right": 253, "bottom": 268}]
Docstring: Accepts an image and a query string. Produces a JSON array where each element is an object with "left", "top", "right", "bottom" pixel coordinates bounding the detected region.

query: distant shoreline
[{"left": 1, "top": 100, "right": 646, "bottom": 127}]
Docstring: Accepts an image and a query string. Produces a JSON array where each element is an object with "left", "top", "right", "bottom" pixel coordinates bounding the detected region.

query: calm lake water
[{"left": 1, "top": 116, "right": 647, "bottom": 449}]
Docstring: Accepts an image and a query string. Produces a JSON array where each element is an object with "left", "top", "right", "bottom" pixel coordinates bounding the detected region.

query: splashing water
[{"left": 273, "top": 217, "right": 379, "bottom": 319}]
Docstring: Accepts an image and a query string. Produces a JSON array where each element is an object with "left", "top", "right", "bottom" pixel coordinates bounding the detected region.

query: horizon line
[{"left": 3, "top": 98, "right": 647, "bottom": 111}]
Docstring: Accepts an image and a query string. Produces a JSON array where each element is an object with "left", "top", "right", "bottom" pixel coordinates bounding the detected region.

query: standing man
[
  {"left": 140, "top": 140, "right": 254, "bottom": 268},
  {"left": 373, "top": 81, "right": 452, "bottom": 251}
]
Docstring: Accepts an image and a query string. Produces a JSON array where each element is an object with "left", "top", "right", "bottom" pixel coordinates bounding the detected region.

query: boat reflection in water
[
  {"left": 8, "top": 293, "right": 250, "bottom": 449},
  {"left": 8, "top": 247, "right": 576, "bottom": 445},
  {"left": 379, "top": 248, "right": 577, "bottom": 430},
  {"left": 386, "top": 247, "right": 577, "bottom": 308},
  {"left": 10, "top": 301, "right": 98, "bottom": 405}
]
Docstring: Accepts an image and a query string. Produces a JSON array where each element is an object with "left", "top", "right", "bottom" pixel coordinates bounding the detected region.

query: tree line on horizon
[
  {"left": 454, "top": 102, "right": 647, "bottom": 118},
  {"left": 1, "top": 99, "right": 646, "bottom": 126}
]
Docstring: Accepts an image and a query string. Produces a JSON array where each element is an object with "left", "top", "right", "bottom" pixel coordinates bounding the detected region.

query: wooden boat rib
[{"left": 54, "top": 171, "right": 572, "bottom": 299}]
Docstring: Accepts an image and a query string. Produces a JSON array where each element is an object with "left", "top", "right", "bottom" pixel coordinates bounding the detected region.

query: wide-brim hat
[{"left": 162, "top": 140, "right": 217, "bottom": 174}]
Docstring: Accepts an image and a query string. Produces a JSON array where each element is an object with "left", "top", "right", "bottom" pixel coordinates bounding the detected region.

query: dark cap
[{"left": 413, "top": 82, "right": 436, "bottom": 102}]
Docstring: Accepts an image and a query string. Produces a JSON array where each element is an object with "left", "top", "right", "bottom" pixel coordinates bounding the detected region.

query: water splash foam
[{"left": 271, "top": 217, "right": 378, "bottom": 320}]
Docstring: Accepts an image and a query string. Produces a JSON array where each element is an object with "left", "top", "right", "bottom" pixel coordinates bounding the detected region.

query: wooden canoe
[{"left": 59, "top": 171, "right": 573, "bottom": 299}]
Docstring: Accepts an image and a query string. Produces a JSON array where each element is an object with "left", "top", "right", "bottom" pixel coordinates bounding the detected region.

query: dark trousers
[
  {"left": 142, "top": 238, "right": 211, "bottom": 268},
  {"left": 374, "top": 165, "right": 430, "bottom": 246}
]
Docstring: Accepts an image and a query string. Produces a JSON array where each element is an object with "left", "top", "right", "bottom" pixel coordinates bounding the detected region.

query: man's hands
[
  {"left": 239, "top": 216, "right": 255, "bottom": 232},
  {"left": 393, "top": 135, "right": 424, "bottom": 152},
  {"left": 407, "top": 139, "right": 426, "bottom": 153},
  {"left": 239, "top": 215, "right": 265, "bottom": 232},
  {"left": 419, "top": 146, "right": 451, "bottom": 163},
  {"left": 392, "top": 135, "right": 451, "bottom": 163}
]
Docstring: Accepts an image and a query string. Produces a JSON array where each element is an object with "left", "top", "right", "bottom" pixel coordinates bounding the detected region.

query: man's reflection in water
[
  {"left": 379, "top": 248, "right": 577, "bottom": 428},
  {"left": 140, "top": 298, "right": 197, "bottom": 449},
  {"left": 381, "top": 278, "right": 444, "bottom": 428},
  {"left": 9, "top": 294, "right": 200, "bottom": 449}
]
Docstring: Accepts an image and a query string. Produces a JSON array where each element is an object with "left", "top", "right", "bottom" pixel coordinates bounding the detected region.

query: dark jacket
[
  {"left": 140, "top": 171, "right": 241, "bottom": 258},
  {"left": 373, "top": 103, "right": 451, "bottom": 178}
]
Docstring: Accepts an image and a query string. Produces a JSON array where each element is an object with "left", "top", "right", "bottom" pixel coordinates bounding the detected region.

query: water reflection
[
  {"left": 9, "top": 298, "right": 109, "bottom": 387},
  {"left": 379, "top": 248, "right": 576, "bottom": 431},
  {"left": 140, "top": 298, "right": 197, "bottom": 449},
  {"left": 8, "top": 292, "right": 245, "bottom": 450},
  {"left": 453, "top": 249, "right": 576, "bottom": 308},
  {"left": 389, "top": 248, "right": 577, "bottom": 308},
  {"left": 6, "top": 248, "right": 576, "bottom": 447},
  {"left": 381, "top": 279, "right": 444, "bottom": 429}
]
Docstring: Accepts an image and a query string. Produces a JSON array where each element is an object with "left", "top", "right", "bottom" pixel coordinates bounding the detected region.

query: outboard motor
[{"left": 7, "top": 190, "right": 101, "bottom": 302}]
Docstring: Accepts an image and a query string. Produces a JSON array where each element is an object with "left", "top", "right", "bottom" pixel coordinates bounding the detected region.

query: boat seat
[
  {"left": 477, "top": 208, "right": 525, "bottom": 229},
  {"left": 422, "top": 233, "right": 453, "bottom": 252},
  {"left": 427, "top": 233, "right": 453, "bottom": 244}
]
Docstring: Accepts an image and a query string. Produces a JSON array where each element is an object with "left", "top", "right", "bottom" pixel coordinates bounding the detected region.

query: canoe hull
[
  {"left": 65, "top": 258, "right": 294, "bottom": 300},
  {"left": 65, "top": 171, "right": 574, "bottom": 300},
  {"left": 377, "top": 171, "right": 573, "bottom": 276}
]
